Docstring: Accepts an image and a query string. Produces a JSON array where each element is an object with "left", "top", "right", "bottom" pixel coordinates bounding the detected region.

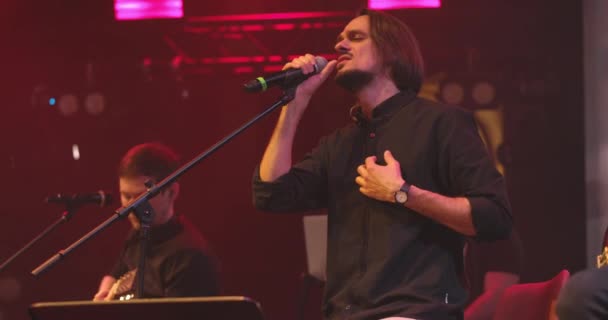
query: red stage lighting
[
  {"left": 368, "top": 0, "right": 441, "bottom": 10},
  {"left": 114, "top": 0, "right": 183, "bottom": 21}
]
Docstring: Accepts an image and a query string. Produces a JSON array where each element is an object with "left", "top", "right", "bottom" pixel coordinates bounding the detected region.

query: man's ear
[{"left": 169, "top": 182, "right": 180, "bottom": 201}]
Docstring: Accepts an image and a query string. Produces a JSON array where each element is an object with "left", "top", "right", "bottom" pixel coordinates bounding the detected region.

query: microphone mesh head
[
  {"left": 314, "top": 56, "right": 329, "bottom": 73},
  {"left": 97, "top": 190, "right": 113, "bottom": 207}
]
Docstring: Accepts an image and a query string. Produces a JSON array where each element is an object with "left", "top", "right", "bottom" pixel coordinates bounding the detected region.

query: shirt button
[{"left": 369, "top": 132, "right": 376, "bottom": 138}]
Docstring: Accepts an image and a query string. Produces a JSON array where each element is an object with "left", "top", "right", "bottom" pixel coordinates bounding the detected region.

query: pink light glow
[
  {"left": 368, "top": 0, "right": 441, "bottom": 10},
  {"left": 264, "top": 65, "right": 285, "bottom": 72},
  {"left": 115, "top": 0, "right": 183, "bottom": 21},
  {"left": 242, "top": 24, "right": 264, "bottom": 31},
  {"left": 234, "top": 66, "right": 254, "bottom": 74},
  {"left": 273, "top": 23, "right": 296, "bottom": 31},
  {"left": 188, "top": 11, "right": 352, "bottom": 23},
  {"left": 217, "top": 56, "right": 252, "bottom": 64}
]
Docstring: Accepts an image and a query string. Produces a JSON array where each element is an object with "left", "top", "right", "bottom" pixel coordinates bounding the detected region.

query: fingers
[
  {"left": 356, "top": 165, "right": 368, "bottom": 189},
  {"left": 359, "top": 186, "right": 371, "bottom": 196},
  {"left": 93, "top": 292, "right": 107, "bottom": 301},
  {"left": 356, "top": 164, "right": 368, "bottom": 178},
  {"left": 365, "top": 156, "right": 377, "bottom": 168},
  {"left": 355, "top": 176, "right": 366, "bottom": 187},
  {"left": 283, "top": 54, "right": 318, "bottom": 74}
]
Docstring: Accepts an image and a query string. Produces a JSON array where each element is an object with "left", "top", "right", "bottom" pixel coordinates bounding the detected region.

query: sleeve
[
  {"left": 252, "top": 136, "right": 330, "bottom": 212},
  {"left": 436, "top": 107, "right": 513, "bottom": 240},
  {"left": 471, "top": 229, "right": 524, "bottom": 275},
  {"left": 162, "top": 249, "right": 220, "bottom": 297},
  {"left": 110, "top": 259, "right": 128, "bottom": 279},
  {"left": 109, "top": 239, "right": 131, "bottom": 279}
]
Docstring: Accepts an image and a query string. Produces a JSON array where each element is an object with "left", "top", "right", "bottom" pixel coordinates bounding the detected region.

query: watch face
[{"left": 395, "top": 191, "right": 408, "bottom": 204}]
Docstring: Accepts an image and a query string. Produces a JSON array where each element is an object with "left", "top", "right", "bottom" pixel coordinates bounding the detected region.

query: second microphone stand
[{"left": 0, "top": 203, "right": 81, "bottom": 274}]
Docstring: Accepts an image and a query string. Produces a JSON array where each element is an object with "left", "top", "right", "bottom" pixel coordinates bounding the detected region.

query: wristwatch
[{"left": 394, "top": 182, "right": 411, "bottom": 204}]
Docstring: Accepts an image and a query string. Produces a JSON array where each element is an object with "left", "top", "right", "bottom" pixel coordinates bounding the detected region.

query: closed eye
[
  {"left": 121, "top": 192, "right": 143, "bottom": 202},
  {"left": 351, "top": 32, "right": 366, "bottom": 41},
  {"left": 335, "top": 30, "right": 368, "bottom": 46}
]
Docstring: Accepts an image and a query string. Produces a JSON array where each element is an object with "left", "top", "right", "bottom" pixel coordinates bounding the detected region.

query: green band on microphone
[{"left": 257, "top": 77, "right": 268, "bottom": 91}]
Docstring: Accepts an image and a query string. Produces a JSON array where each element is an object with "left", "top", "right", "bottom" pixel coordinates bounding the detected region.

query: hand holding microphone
[
  {"left": 288, "top": 55, "right": 337, "bottom": 99},
  {"left": 243, "top": 54, "right": 337, "bottom": 99}
]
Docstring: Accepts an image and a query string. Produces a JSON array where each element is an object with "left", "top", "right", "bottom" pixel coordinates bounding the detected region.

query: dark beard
[{"left": 335, "top": 69, "right": 374, "bottom": 93}]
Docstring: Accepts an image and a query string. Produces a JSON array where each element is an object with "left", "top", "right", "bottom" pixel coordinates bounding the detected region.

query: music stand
[
  {"left": 302, "top": 215, "right": 327, "bottom": 282},
  {"left": 29, "top": 296, "right": 265, "bottom": 320},
  {"left": 297, "top": 215, "right": 327, "bottom": 320}
]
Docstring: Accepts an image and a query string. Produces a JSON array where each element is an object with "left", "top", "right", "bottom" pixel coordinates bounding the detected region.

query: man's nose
[{"left": 335, "top": 40, "right": 349, "bottom": 52}]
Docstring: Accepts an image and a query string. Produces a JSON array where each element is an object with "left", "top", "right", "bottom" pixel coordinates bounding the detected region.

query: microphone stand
[
  {"left": 0, "top": 204, "right": 79, "bottom": 273},
  {"left": 31, "top": 88, "right": 297, "bottom": 295},
  {"left": 134, "top": 185, "right": 154, "bottom": 298}
]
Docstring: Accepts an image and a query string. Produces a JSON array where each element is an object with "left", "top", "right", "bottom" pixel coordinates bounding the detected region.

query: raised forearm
[{"left": 259, "top": 100, "right": 308, "bottom": 182}]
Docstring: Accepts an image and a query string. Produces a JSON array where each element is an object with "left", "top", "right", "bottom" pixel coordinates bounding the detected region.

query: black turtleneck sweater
[{"left": 253, "top": 91, "right": 512, "bottom": 320}]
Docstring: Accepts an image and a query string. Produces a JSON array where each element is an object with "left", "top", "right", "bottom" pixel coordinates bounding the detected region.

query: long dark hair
[{"left": 360, "top": 9, "right": 425, "bottom": 93}]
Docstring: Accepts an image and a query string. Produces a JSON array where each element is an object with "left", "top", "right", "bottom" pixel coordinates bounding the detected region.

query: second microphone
[{"left": 46, "top": 191, "right": 113, "bottom": 207}]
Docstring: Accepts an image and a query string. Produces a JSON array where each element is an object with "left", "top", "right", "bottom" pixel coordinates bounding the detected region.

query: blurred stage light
[
  {"left": 368, "top": 0, "right": 441, "bottom": 10},
  {"left": 424, "top": 72, "right": 501, "bottom": 109},
  {"left": 58, "top": 94, "right": 79, "bottom": 116},
  {"left": 72, "top": 144, "right": 81, "bottom": 161},
  {"left": 441, "top": 82, "right": 465, "bottom": 105},
  {"left": 114, "top": 0, "right": 183, "bottom": 21},
  {"left": 472, "top": 81, "right": 497, "bottom": 106},
  {"left": 48, "top": 98, "right": 56, "bottom": 106},
  {"left": 84, "top": 93, "right": 106, "bottom": 116}
]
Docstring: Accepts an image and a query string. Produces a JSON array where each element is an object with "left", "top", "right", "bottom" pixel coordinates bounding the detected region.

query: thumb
[
  {"left": 384, "top": 150, "right": 397, "bottom": 164},
  {"left": 318, "top": 60, "right": 337, "bottom": 81}
]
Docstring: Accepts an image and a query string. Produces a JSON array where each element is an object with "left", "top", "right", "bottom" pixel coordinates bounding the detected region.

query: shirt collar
[
  {"left": 129, "top": 215, "right": 183, "bottom": 246},
  {"left": 350, "top": 90, "right": 417, "bottom": 127}
]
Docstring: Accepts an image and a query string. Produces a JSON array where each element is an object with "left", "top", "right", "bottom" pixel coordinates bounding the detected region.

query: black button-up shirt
[{"left": 253, "top": 91, "right": 512, "bottom": 320}]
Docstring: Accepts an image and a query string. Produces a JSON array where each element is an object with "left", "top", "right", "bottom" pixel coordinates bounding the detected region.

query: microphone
[
  {"left": 46, "top": 191, "right": 113, "bottom": 207},
  {"left": 243, "top": 56, "right": 328, "bottom": 93}
]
